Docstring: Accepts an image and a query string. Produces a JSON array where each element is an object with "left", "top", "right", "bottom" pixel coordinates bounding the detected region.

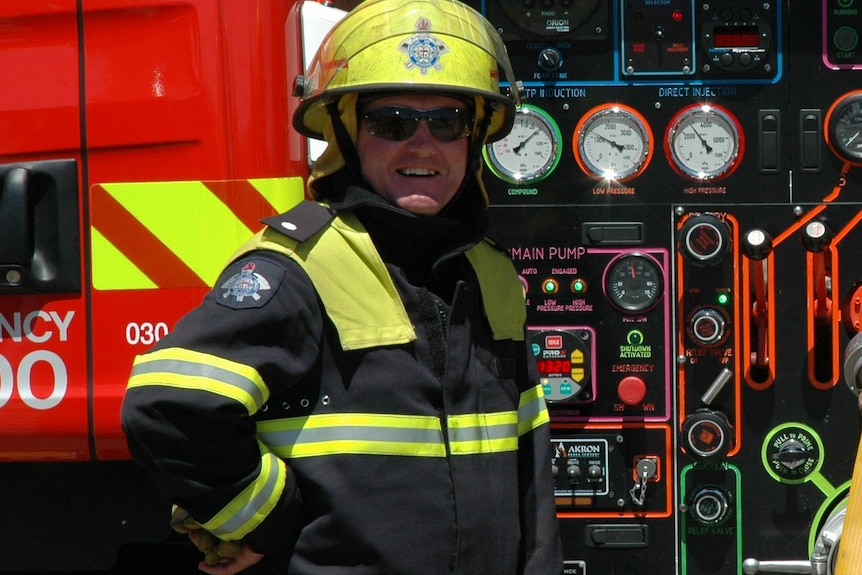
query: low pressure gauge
[
  {"left": 603, "top": 252, "right": 664, "bottom": 313},
  {"left": 826, "top": 90, "right": 862, "bottom": 164},
  {"left": 484, "top": 105, "right": 562, "bottom": 184},
  {"left": 574, "top": 104, "right": 653, "bottom": 182},
  {"left": 665, "top": 104, "right": 744, "bottom": 181}
]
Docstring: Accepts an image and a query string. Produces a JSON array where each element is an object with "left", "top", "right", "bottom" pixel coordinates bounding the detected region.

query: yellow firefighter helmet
[{"left": 293, "top": 0, "right": 521, "bottom": 144}]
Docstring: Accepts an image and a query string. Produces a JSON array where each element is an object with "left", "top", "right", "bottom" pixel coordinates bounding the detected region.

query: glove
[{"left": 170, "top": 505, "right": 243, "bottom": 566}]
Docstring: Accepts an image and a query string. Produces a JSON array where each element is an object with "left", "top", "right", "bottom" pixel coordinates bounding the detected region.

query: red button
[{"left": 618, "top": 376, "right": 647, "bottom": 405}]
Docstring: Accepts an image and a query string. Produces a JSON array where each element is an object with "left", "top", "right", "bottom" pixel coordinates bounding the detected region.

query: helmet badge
[{"left": 398, "top": 17, "right": 449, "bottom": 75}]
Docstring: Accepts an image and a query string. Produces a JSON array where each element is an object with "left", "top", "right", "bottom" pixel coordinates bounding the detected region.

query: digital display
[
  {"left": 713, "top": 26, "right": 759, "bottom": 48},
  {"left": 537, "top": 359, "right": 572, "bottom": 375}
]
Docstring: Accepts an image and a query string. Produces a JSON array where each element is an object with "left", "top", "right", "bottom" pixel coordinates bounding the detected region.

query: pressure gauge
[
  {"left": 574, "top": 104, "right": 653, "bottom": 182},
  {"left": 484, "top": 105, "right": 562, "bottom": 184},
  {"left": 826, "top": 90, "right": 862, "bottom": 164},
  {"left": 665, "top": 104, "right": 744, "bottom": 181},
  {"left": 603, "top": 252, "right": 664, "bottom": 313}
]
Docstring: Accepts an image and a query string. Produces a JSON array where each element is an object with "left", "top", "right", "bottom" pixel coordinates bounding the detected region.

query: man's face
[{"left": 357, "top": 94, "right": 470, "bottom": 216}]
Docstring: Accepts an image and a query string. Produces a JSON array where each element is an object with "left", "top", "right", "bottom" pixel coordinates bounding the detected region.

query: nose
[{"left": 408, "top": 119, "right": 436, "bottom": 143}]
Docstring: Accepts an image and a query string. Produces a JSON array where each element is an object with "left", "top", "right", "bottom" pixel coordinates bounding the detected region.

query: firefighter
[{"left": 121, "top": 0, "right": 564, "bottom": 573}]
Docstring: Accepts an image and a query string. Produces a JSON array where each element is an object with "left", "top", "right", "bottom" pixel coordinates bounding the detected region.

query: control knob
[
  {"left": 679, "top": 214, "right": 732, "bottom": 266},
  {"left": 681, "top": 408, "right": 733, "bottom": 459},
  {"left": 690, "top": 307, "right": 728, "bottom": 346}
]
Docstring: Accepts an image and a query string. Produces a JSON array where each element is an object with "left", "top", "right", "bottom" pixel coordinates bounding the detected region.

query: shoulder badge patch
[
  {"left": 398, "top": 17, "right": 449, "bottom": 74},
  {"left": 217, "top": 258, "right": 285, "bottom": 309}
]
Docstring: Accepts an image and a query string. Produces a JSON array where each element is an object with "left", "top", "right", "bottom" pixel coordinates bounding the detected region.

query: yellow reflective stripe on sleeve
[
  {"left": 202, "top": 444, "right": 286, "bottom": 540},
  {"left": 447, "top": 411, "right": 519, "bottom": 454},
  {"left": 257, "top": 413, "right": 447, "bottom": 458},
  {"left": 128, "top": 348, "right": 269, "bottom": 414},
  {"left": 518, "top": 384, "right": 550, "bottom": 436}
]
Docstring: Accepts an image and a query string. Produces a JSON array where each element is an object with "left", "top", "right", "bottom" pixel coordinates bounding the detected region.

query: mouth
[{"left": 398, "top": 167, "right": 438, "bottom": 177}]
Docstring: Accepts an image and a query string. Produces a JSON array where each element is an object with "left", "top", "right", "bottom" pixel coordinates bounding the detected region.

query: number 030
[{"left": 126, "top": 322, "right": 169, "bottom": 346}]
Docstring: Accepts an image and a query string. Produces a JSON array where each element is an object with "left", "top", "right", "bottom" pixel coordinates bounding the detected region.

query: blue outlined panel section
[{"left": 478, "top": 0, "right": 782, "bottom": 87}]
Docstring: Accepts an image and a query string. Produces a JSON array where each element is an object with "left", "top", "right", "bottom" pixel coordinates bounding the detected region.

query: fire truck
[
  {"left": 0, "top": 1, "right": 351, "bottom": 570},
  {"left": 6, "top": 0, "right": 862, "bottom": 574}
]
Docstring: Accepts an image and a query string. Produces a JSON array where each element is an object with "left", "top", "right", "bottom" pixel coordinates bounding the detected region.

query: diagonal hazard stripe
[
  {"left": 248, "top": 178, "right": 306, "bottom": 213},
  {"left": 204, "top": 180, "right": 282, "bottom": 232},
  {"left": 90, "top": 178, "right": 305, "bottom": 291},
  {"left": 91, "top": 184, "right": 204, "bottom": 289},
  {"left": 204, "top": 179, "right": 305, "bottom": 231},
  {"left": 91, "top": 227, "right": 158, "bottom": 290}
]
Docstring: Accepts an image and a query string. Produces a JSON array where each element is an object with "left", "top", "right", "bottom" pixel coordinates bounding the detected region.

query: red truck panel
[{"left": 0, "top": 0, "right": 310, "bottom": 462}]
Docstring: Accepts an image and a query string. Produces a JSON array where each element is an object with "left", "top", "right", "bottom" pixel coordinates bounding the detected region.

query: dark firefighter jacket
[{"left": 121, "top": 193, "right": 563, "bottom": 575}]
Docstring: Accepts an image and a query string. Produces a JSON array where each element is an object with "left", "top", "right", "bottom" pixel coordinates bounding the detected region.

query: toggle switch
[
  {"left": 801, "top": 220, "right": 834, "bottom": 322},
  {"left": 742, "top": 228, "right": 773, "bottom": 371}
]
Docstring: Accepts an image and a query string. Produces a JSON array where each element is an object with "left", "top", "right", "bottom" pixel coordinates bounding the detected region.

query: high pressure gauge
[
  {"left": 826, "top": 90, "right": 862, "bottom": 164},
  {"left": 665, "top": 104, "right": 744, "bottom": 181},
  {"left": 484, "top": 105, "right": 562, "bottom": 184},
  {"left": 574, "top": 104, "right": 653, "bottom": 182}
]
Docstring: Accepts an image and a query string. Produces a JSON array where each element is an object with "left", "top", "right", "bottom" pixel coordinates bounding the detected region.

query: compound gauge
[
  {"left": 603, "top": 252, "right": 664, "bottom": 313},
  {"left": 665, "top": 104, "right": 744, "bottom": 181},
  {"left": 826, "top": 90, "right": 862, "bottom": 164},
  {"left": 484, "top": 104, "right": 562, "bottom": 184},
  {"left": 574, "top": 104, "right": 653, "bottom": 182}
]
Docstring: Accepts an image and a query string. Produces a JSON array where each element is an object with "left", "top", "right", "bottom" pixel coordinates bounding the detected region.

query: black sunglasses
[{"left": 360, "top": 106, "right": 472, "bottom": 142}]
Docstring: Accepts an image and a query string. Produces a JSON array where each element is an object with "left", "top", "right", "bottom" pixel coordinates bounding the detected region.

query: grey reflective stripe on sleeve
[
  {"left": 257, "top": 413, "right": 447, "bottom": 457},
  {"left": 128, "top": 348, "right": 269, "bottom": 414},
  {"left": 203, "top": 450, "right": 285, "bottom": 540}
]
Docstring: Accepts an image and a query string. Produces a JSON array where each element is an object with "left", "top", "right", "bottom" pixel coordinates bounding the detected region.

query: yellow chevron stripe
[
  {"left": 101, "top": 181, "right": 250, "bottom": 285},
  {"left": 249, "top": 178, "right": 307, "bottom": 213},
  {"left": 91, "top": 227, "right": 157, "bottom": 290}
]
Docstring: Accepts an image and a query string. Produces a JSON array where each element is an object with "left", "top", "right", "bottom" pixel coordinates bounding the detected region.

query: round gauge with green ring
[
  {"left": 603, "top": 252, "right": 664, "bottom": 313},
  {"left": 665, "top": 103, "right": 744, "bottom": 181},
  {"left": 484, "top": 105, "right": 562, "bottom": 184},
  {"left": 574, "top": 103, "right": 653, "bottom": 182},
  {"left": 826, "top": 90, "right": 862, "bottom": 164}
]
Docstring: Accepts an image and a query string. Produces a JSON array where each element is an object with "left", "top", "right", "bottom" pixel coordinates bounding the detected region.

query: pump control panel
[{"left": 469, "top": 1, "right": 862, "bottom": 574}]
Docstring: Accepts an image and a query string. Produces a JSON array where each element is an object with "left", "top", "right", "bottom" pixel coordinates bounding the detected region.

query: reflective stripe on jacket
[{"left": 123, "top": 203, "right": 561, "bottom": 574}]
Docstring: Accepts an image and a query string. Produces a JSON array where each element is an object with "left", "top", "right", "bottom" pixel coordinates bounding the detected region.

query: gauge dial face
[
  {"left": 604, "top": 253, "right": 664, "bottom": 313},
  {"left": 574, "top": 104, "right": 653, "bottom": 181},
  {"left": 666, "top": 104, "right": 744, "bottom": 181},
  {"left": 826, "top": 91, "right": 862, "bottom": 164},
  {"left": 484, "top": 105, "right": 562, "bottom": 184}
]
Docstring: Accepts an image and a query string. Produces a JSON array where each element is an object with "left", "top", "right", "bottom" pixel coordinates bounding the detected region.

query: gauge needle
[
  {"left": 513, "top": 130, "right": 539, "bottom": 154},
  {"left": 689, "top": 126, "right": 713, "bottom": 154},
  {"left": 596, "top": 133, "right": 625, "bottom": 153},
  {"left": 630, "top": 261, "right": 636, "bottom": 277}
]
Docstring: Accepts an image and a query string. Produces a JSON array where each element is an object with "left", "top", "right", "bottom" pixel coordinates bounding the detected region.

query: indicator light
[
  {"left": 571, "top": 279, "right": 587, "bottom": 293},
  {"left": 627, "top": 330, "right": 645, "bottom": 345},
  {"left": 672, "top": 9, "right": 684, "bottom": 22},
  {"left": 717, "top": 293, "right": 730, "bottom": 305},
  {"left": 543, "top": 279, "right": 559, "bottom": 294}
]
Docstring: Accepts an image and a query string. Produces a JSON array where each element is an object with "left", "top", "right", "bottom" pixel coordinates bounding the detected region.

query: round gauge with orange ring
[
  {"left": 825, "top": 90, "right": 862, "bottom": 164},
  {"left": 574, "top": 104, "right": 653, "bottom": 182},
  {"left": 665, "top": 103, "right": 744, "bottom": 181}
]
